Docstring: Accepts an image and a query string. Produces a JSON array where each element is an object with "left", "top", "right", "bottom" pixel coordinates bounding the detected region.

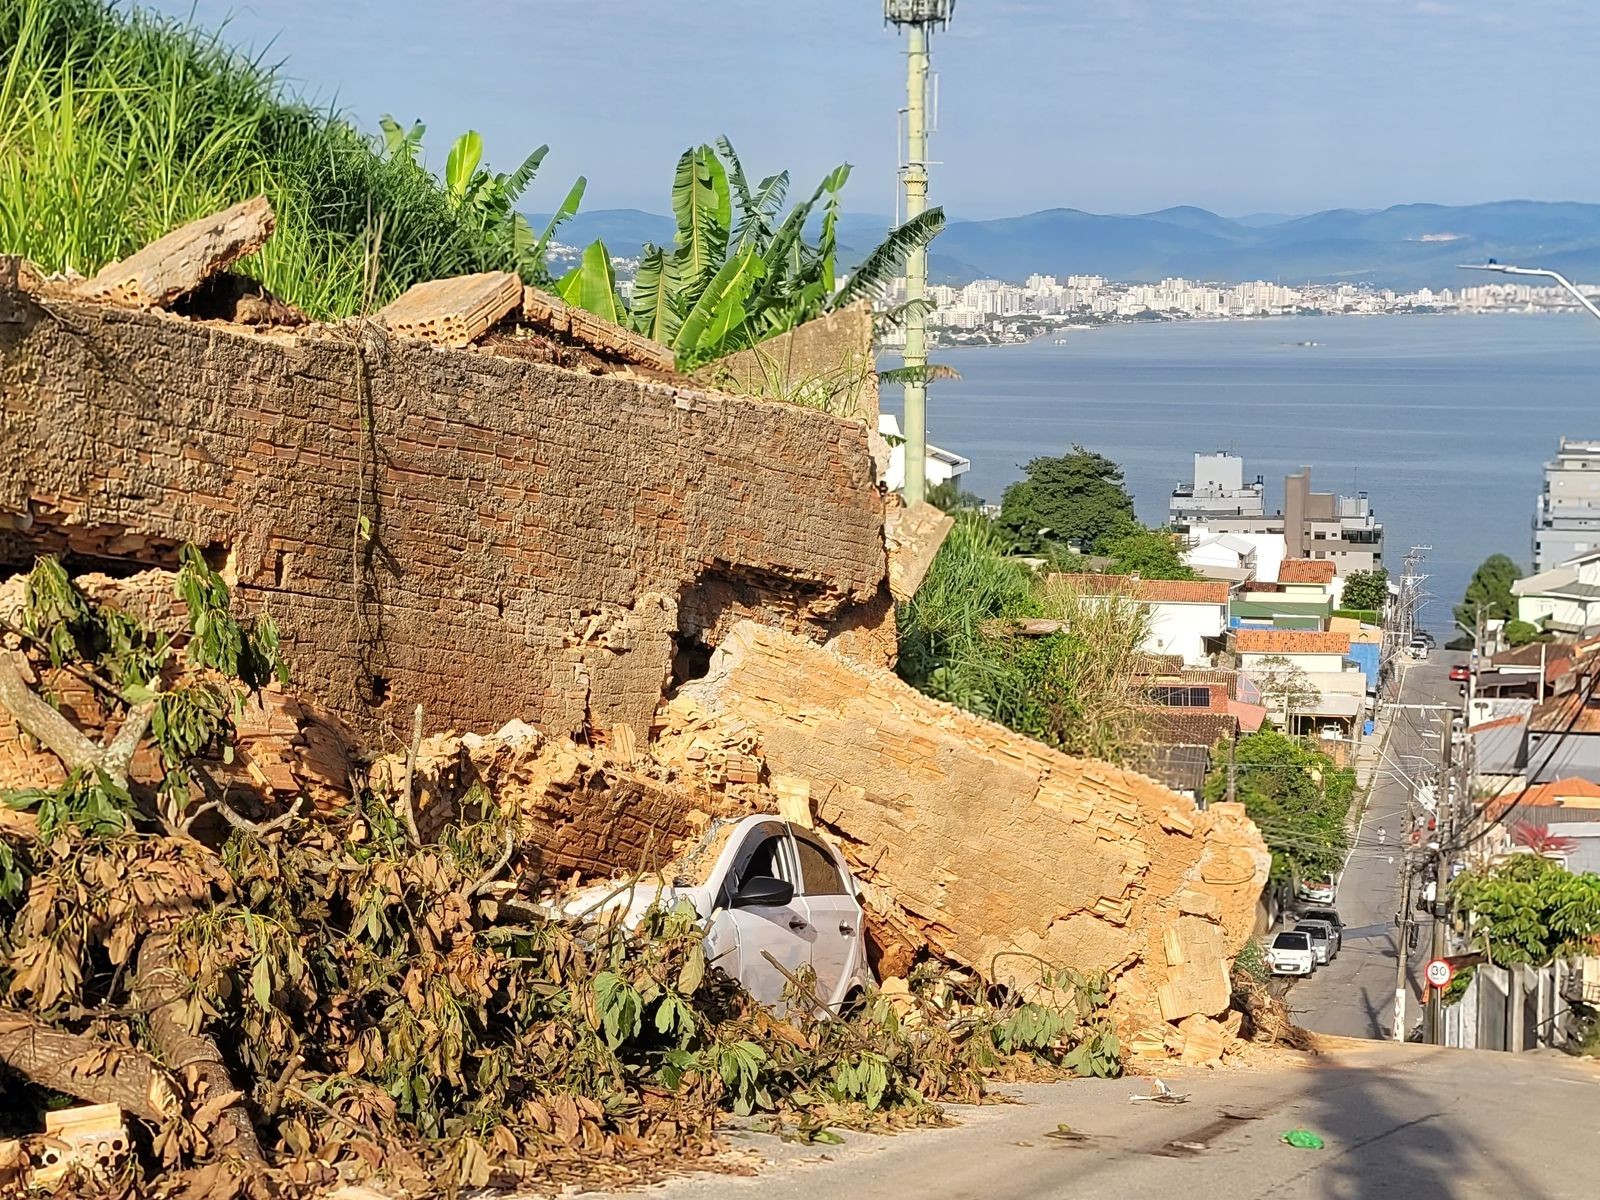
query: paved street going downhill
[
  {"left": 570, "top": 1042, "right": 1599, "bottom": 1200},
  {"left": 1290, "top": 657, "right": 1460, "bottom": 1040}
]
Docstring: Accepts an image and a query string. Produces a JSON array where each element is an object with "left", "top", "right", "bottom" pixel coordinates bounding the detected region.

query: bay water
[{"left": 908, "top": 312, "right": 1600, "bottom": 634}]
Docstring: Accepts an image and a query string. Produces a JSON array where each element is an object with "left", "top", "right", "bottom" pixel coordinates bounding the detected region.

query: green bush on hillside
[{"left": 0, "top": 0, "right": 546, "bottom": 317}]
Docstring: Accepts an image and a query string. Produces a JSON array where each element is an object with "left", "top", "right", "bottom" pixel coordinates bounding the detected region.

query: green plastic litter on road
[{"left": 1281, "top": 1129, "right": 1325, "bottom": 1149}]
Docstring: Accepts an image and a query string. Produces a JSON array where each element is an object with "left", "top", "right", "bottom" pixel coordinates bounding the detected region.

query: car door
[
  {"left": 705, "top": 821, "right": 810, "bottom": 1009},
  {"left": 791, "top": 833, "right": 864, "bottom": 1009}
]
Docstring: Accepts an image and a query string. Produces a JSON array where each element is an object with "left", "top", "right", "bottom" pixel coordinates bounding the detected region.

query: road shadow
[{"left": 1288, "top": 1048, "right": 1549, "bottom": 1200}]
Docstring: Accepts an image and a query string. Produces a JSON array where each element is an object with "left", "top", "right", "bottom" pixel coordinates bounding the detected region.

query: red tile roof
[
  {"left": 1279, "top": 559, "right": 1337, "bottom": 584},
  {"left": 1051, "top": 574, "right": 1230, "bottom": 605},
  {"left": 1137, "top": 709, "right": 1238, "bottom": 747},
  {"left": 1486, "top": 777, "right": 1600, "bottom": 817},
  {"left": 1529, "top": 690, "right": 1600, "bottom": 735},
  {"left": 1234, "top": 628, "right": 1351, "bottom": 655}
]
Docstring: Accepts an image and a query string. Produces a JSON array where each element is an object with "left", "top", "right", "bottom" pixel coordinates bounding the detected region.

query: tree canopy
[
  {"left": 1455, "top": 554, "right": 1522, "bottom": 630},
  {"left": 1451, "top": 854, "right": 1600, "bottom": 966},
  {"left": 996, "top": 447, "right": 1138, "bottom": 554},
  {"left": 1203, "top": 729, "right": 1354, "bottom": 883},
  {"left": 1340, "top": 568, "right": 1388, "bottom": 613},
  {"left": 1099, "top": 528, "right": 1198, "bottom": 581}
]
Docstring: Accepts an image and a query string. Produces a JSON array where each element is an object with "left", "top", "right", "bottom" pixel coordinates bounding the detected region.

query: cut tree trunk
[
  {"left": 135, "top": 933, "right": 263, "bottom": 1161},
  {"left": 0, "top": 1011, "right": 181, "bottom": 1123}
]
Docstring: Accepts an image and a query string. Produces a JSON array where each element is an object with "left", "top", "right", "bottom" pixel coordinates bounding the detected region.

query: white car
[
  {"left": 555, "top": 814, "right": 875, "bottom": 1013},
  {"left": 1266, "top": 930, "right": 1316, "bottom": 976},
  {"left": 1297, "top": 878, "right": 1337, "bottom": 905}
]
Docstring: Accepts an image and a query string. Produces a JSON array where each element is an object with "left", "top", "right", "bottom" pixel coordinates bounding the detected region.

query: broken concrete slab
[
  {"left": 520, "top": 286, "right": 677, "bottom": 372},
  {"left": 661, "top": 621, "right": 1271, "bottom": 1028},
  {"left": 884, "top": 500, "right": 955, "bottom": 603},
  {"left": 695, "top": 302, "right": 879, "bottom": 423},
  {"left": 378, "top": 271, "right": 523, "bottom": 349},
  {"left": 72, "top": 197, "right": 275, "bottom": 308}
]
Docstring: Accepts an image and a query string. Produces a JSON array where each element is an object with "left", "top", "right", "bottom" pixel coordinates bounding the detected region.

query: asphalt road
[
  {"left": 570, "top": 1041, "right": 1600, "bottom": 1200},
  {"left": 1290, "top": 655, "right": 1462, "bottom": 1040}
]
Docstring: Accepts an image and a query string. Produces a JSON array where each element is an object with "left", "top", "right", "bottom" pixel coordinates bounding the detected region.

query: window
[{"left": 794, "top": 837, "right": 849, "bottom": 895}]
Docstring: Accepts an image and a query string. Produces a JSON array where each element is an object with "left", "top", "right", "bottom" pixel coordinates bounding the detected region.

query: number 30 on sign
[{"left": 1425, "top": 958, "right": 1453, "bottom": 989}]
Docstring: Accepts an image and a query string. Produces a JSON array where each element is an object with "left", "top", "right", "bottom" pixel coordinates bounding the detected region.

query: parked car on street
[
  {"left": 1449, "top": 664, "right": 1471, "bottom": 682},
  {"left": 1407, "top": 636, "right": 1429, "bottom": 660},
  {"left": 1266, "top": 931, "right": 1316, "bottom": 976},
  {"left": 1294, "top": 919, "right": 1337, "bottom": 964},
  {"left": 552, "top": 814, "right": 874, "bottom": 1012},
  {"left": 1296, "top": 877, "right": 1337, "bottom": 905},
  {"left": 1298, "top": 907, "right": 1344, "bottom": 954}
]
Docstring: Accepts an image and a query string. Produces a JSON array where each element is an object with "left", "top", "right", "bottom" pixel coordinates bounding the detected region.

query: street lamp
[{"left": 1458, "top": 262, "right": 1600, "bottom": 323}]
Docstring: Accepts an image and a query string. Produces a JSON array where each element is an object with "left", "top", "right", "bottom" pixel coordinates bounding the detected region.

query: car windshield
[
  {"left": 1296, "top": 924, "right": 1328, "bottom": 940},
  {"left": 1302, "top": 909, "right": 1340, "bottom": 926},
  {"left": 1272, "top": 933, "right": 1310, "bottom": 949}
]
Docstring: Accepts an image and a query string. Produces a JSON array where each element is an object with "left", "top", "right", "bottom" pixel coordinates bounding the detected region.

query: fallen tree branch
[
  {"left": 183, "top": 793, "right": 305, "bottom": 838},
  {"left": 0, "top": 653, "right": 100, "bottom": 772},
  {"left": 0, "top": 1010, "right": 182, "bottom": 1123},
  {"left": 398, "top": 702, "right": 423, "bottom": 846},
  {"left": 0, "top": 652, "right": 156, "bottom": 788},
  {"left": 465, "top": 827, "right": 516, "bottom": 899},
  {"left": 135, "top": 932, "right": 264, "bottom": 1162}
]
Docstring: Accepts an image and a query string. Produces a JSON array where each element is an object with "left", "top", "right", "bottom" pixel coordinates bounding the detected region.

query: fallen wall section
[{"left": 665, "top": 621, "right": 1271, "bottom": 1029}]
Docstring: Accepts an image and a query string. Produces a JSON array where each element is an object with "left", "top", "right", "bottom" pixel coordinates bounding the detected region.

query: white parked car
[
  {"left": 1294, "top": 919, "right": 1335, "bottom": 965},
  {"left": 1297, "top": 878, "right": 1337, "bottom": 905},
  {"left": 1266, "top": 930, "right": 1316, "bottom": 976},
  {"left": 554, "top": 814, "right": 875, "bottom": 1012}
]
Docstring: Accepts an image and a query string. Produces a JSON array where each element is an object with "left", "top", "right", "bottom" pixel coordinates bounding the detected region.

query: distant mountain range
[{"left": 529, "top": 200, "right": 1600, "bottom": 290}]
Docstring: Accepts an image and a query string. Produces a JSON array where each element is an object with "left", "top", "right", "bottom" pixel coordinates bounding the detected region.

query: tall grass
[
  {"left": 897, "top": 514, "right": 1152, "bottom": 763},
  {"left": 0, "top": 0, "right": 510, "bottom": 317}
]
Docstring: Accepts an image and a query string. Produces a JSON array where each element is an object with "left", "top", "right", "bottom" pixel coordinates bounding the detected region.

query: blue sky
[{"left": 149, "top": 0, "right": 1599, "bottom": 219}]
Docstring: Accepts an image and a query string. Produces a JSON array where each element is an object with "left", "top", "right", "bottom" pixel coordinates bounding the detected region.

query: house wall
[
  {"left": 1144, "top": 602, "right": 1227, "bottom": 666},
  {"left": 1526, "top": 730, "right": 1600, "bottom": 784},
  {"left": 1239, "top": 650, "right": 1346, "bottom": 675},
  {"left": 1, "top": 283, "right": 894, "bottom": 748}
]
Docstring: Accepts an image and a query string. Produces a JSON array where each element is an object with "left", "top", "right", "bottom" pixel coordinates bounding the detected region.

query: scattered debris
[
  {"left": 1131, "top": 1078, "right": 1190, "bottom": 1105},
  {"left": 1281, "top": 1129, "right": 1326, "bottom": 1150},
  {"left": 521, "top": 285, "right": 677, "bottom": 371}
]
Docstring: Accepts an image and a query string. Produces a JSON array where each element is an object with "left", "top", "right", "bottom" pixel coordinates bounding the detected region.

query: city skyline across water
[{"left": 900, "top": 311, "right": 1600, "bottom": 635}]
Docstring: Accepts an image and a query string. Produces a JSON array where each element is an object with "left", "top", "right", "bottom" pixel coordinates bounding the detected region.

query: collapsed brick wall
[
  {"left": 668, "top": 622, "right": 1271, "bottom": 1030},
  {"left": 0, "top": 283, "right": 894, "bottom": 747}
]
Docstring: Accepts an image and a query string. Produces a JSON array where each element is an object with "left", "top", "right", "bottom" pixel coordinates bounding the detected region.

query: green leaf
[
  {"left": 555, "top": 240, "right": 621, "bottom": 325},
  {"left": 670, "top": 145, "right": 731, "bottom": 292},
  {"left": 501, "top": 144, "right": 549, "bottom": 203},
  {"left": 629, "top": 245, "right": 681, "bottom": 345},
  {"left": 834, "top": 208, "right": 946, "bottom": 308},
  {"left": 251, "top": 955, "right": 272, "bottom": 1009},
  {"left": 672, "top": 248, "right": 764, "bottom": 363},
  {"left": 444, "top": 130, "right": 484, "bottom": 203},
  {"left": 531, "top": 175, "right": 587, "bottom": 268}
]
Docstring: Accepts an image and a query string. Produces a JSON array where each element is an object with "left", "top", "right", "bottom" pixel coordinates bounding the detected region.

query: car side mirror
[{"left": 732, "top": 875, "right": 794, "bottom": 908}]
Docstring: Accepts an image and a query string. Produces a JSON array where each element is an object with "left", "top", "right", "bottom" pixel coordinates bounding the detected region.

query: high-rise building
[
  {"left": 1533, "top": 437, "right": 1600, "bottom": 571},
  {"left": 1169, "top": 452, "right": 1266, "bottom": 529},
  {"left": 1173, "top": 457, "right": 1384, "bottom": 575}
]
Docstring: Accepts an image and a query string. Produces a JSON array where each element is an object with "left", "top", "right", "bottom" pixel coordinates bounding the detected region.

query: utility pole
[
  {"left": 1393, "top": 847, "right": 1413, "bottom": 1041},
  {"left": 1426, "top": 722, "right": 1454, "bottom": 1044},
  {"left": 884, "top": 0, "right": 952, "bottom": 506}
]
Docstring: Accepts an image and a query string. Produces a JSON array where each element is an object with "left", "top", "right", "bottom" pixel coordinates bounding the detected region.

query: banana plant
[
  {"left": 556, "top": 138, "right": 944, "bottom": 370},
  {"left": 377, "top": 116, "right": 585, "bottom": 285}
]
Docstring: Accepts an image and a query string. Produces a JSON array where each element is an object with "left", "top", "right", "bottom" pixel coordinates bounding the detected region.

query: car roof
[{"left": 1295, "top": 919, "right": 1333, "bottom": 933}]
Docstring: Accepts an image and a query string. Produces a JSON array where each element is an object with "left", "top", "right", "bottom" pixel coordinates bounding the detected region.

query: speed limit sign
[{"left": 1425, "top": 958, "right": 1453, "bottom": 988}]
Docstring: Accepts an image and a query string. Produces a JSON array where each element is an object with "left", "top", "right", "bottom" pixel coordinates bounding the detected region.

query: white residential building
[
  {"left": 1513, "top": 549, "right": 1600, "bottom": 636},
  {"left": 1053, "top": 575, "right": 1232, "bottom": 666},
  {"left": 876, "top": 414, "right": 972, "bottom": 495}
]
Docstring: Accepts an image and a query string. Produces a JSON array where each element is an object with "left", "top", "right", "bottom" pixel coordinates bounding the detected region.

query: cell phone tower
[{"left": 884, "top": 0, "right": 953, "bottom": 505}]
